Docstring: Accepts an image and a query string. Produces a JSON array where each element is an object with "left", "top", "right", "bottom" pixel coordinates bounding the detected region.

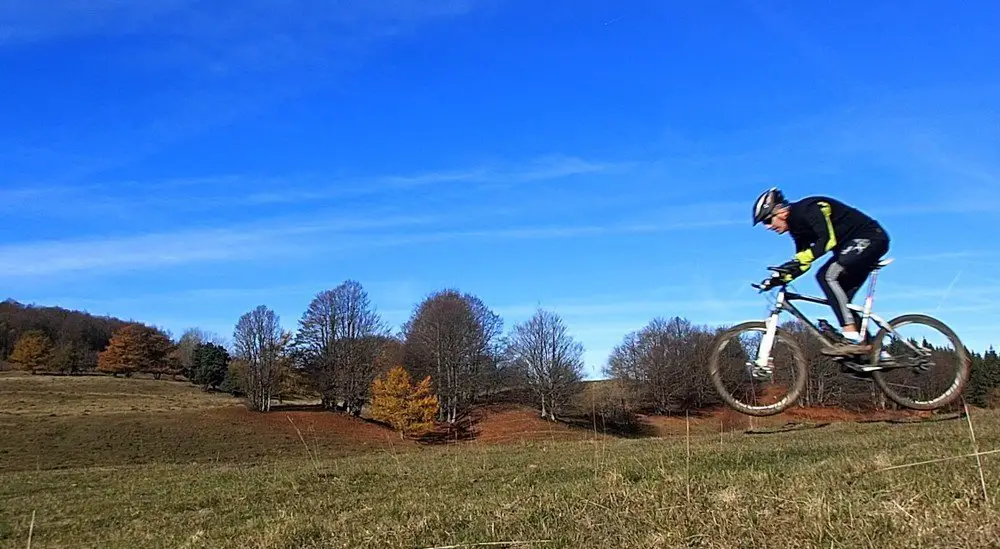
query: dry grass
[
  {"left": 0, "top": 373, "right": 409, "bottom": 473},
  {"left": 0, "top": 373, "right": 235, "bottom": 417},
  {"left": 1, "top": 374, "right": 997, "bottom": 548}
]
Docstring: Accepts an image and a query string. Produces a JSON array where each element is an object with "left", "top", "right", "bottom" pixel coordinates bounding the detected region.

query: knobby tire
[
  {"left": 870, "top": 314, "right": 971, "bottom": 410},
  {"left": 708, "top": 321, "right": 808, "bottom": 416}
]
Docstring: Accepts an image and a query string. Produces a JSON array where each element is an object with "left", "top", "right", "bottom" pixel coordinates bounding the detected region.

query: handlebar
[{"left": 752, "top": 265, "right": 794, "bottom": 293}]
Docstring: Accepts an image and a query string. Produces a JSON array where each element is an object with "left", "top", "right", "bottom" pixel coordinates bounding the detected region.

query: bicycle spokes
[
  {"left": 713, "top": 325, "right": 803, "bottom": 412},
  {"left": 873, "top": 320, "right": 963, "bottom": 409}
]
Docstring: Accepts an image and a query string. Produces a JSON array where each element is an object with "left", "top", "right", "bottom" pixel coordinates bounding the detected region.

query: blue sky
[{"left": 2, "top": 0, "right": 998, "bottom": 378}]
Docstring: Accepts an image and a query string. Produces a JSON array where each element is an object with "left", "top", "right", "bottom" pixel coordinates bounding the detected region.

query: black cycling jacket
[{"left": 786, "top": 196, "right": 887, "bottom": 267}]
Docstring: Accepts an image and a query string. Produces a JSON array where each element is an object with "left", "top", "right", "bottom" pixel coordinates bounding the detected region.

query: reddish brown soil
[
  {"left": 640, "top": 404, "right": 931, "bottom": 437},
  {"left": 427, "top": 402, "right": 929, "bottom": 444},
  {"left": 0, "top": 404, "right": 412, "bottom": 473},
  {"left": 2, "top": 374, "right": 950, "bottom": 474},
  {"left": 465, "top": 404, "right": 597, "bottom": 444},
  {"left": 1, "top": 395, "right": 936, "bottom": 473},
  {"left": 224, "top": 405, "right": 407, "bottom": 446}
]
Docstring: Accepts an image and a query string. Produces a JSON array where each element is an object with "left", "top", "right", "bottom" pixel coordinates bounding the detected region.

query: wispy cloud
[
  {"left": 0, "top": 1, "right": 477, "bottom": 55},
  {"left": 0, "top": 0, "right": 193, "bottom": 46},
  {"left": 24, "top": 279, "right": 423, "bottom": 336},
  {"left": 493, "top": 297, "right": 762, "bottom": 319},
  {"left": 876, "top": 284, "right": 1000, "bottom": 304},
  {"left": 0, "top": 184, "right": 92, "bottom": 205},
  {"left": 0, "top": 208, "right": 742, "bottom": 279},
  {"left": 1, "top": 1, "right": 484, "bottom": 184},
  {"left": 901, "top": 251, "right": 984, "bottom": 262},
  {"left": 0, "top": 213, "right": 436, "bottom": 277},
  {"left": 38, "top": 284, "right": 323, "bottom": 309},
  {"left": 327, "top": 216, "right": 743, "bottom": 252},
  {"left": 638, "top": 83, "right": 1000, "bottom": 216},
  {"left": 878, "top": 200, "right": 1000, "bottom": 217},
  {"left": 241, "top": 155, "right": 629, "bottom": 205},
  {"left": 0, "top": 155, "right": 628, "bottom": 218}
]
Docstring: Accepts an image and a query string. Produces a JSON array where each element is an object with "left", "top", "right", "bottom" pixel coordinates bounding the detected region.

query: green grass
[
  {"left": 3, "top": 414, "right": 999, "bottom": 547},
  {"left": 1, "top": 373, "right": 998, "bottom": 548}
]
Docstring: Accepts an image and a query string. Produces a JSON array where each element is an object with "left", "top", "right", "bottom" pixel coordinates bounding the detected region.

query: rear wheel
[
  {"left": 870, "top": 314, "right": 970, "bottom": 410},
  {"left": 708, "top": 321, "right": 808, "bottom": 416}
]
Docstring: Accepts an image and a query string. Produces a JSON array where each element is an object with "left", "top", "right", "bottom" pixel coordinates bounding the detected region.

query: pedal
[
  {"left": 818, "top": 319, "right": 848, "bottom": 343},
  {"left": 839, "top": 361, "right": 879, "bottom": 380},
  {"left": 912, "top": 357, "right": 932, "bottom": 373},
  {"left": 746, "top": 361, "right": 773, "bottom": 381}
]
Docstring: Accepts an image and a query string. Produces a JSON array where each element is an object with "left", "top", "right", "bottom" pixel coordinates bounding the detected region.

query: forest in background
[{"left": 3, "top": 278, "right": 999, "bottom": 435}]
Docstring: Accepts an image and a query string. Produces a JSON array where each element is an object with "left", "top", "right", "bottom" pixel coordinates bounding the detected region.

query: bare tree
[
  {"left": 174, "top": 328, "right": 204, "bottom": 378},
  {"left": 373, "top": 335, "right": 405, "bottom": 377},
  {"left": 605, "top": 317, "right": 720, "bottom": 414},
  {"left": 402, "top": 289, "right": 504, "bottom": 424},
  {"left": 507, "top": 308, "right": 585, "bottom": 420},
  {"left": 779, "top": 320, "right": 845, "bottom": 407},
  {"left": 293, "top": 293, "right": 337, "bottom": 409},
  {"left": 173, "top": 328, "right": 225, "bottom": 379},
  {"left": 294, "top": 280, "right": 388, "bottom": 415},
  {"left": 233, "top": 305, "right": 287, "bottom": 412},
  {"left": 603, "top": 329, "right": 645, "bottom": 403}
]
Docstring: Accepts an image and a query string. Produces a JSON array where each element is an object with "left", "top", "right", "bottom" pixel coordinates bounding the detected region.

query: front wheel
[
  {"left": 870, "top": 314, "right": 971, "bottom": 411},
  {"left": 708, "top": 321, "right": 808, "bottom": 416}
]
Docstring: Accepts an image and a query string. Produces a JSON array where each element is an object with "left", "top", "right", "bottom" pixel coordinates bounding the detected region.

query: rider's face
[{"left": 765, "top": 209, "right": 788, "bottom": 233}]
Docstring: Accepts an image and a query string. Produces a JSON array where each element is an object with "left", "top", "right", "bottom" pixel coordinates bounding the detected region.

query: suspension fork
[{"left": 755, "top": 291, "right": 785, "bottom": 367}]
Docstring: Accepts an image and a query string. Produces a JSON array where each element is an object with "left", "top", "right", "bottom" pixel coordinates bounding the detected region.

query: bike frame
[{"left": 753, "top": 261, "right": 921, "bottom": 367}]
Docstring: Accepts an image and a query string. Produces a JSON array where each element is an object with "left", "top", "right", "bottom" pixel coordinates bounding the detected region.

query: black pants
[{"left": 816, "top": 232, "right": 889, "bottom": 329}]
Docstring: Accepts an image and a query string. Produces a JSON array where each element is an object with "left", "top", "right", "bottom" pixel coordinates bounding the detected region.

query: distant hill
[{"left": 0, "top": 298, "right": 135, "bottom": 371}]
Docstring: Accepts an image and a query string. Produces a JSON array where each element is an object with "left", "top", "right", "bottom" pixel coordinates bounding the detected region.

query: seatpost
[{"left": 860, "top": 268, "right": 880, "bottom": 336}]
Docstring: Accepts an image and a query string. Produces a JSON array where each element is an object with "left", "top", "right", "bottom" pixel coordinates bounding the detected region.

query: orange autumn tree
[
  {"left": 370, "top": 366, "right": 439, "bottom": 439},
  {"left": 8, "top": 330, "right": 54, "bottom": 373},
  {"left": 98, "top": 323, "right": 176, "bottom": 378}
]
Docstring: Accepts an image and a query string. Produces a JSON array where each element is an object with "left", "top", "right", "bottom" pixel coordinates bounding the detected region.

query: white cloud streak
[
  {"left": 901, "top": 251, "right": 983, "bottom": 262},
  {"left": 241, "top": 155, "right": 628, "bottom": 205},
  {"left": 0, "top": 210, "right": 741, "bottom": 279},
  {"left": 0, "top": 0, "right": 194, "bottom": 45},
  {"left": 0, "top": 155, "right": 627, "bottom": 217},
  {"left": 0, "top": 0, "right": 485, "bottom": 185},
  {"left": 493, "top": 298, "right": 763, "bottom": 319},
  {"left": 0, "top": 214, "right": 435, "bottom": 277},
  {"left": 0, "top": 1, "right": 477, "bottom": 54}
]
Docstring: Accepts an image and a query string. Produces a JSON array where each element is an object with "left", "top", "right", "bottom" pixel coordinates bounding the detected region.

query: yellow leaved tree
[
  {"left": 370, "top": 366, "right": 439, "bottom": 439},
  {"left": 97, "top": 323, "right": 176, "bottom": 378},
  {"left": 8, "top": 330, "right": 54, "bottom": 373}
]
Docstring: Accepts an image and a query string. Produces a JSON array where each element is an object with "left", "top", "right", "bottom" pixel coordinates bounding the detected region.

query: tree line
[
  {"left": 0, "top": 299, "right": 129, "bottom": 373},
  {"left": 3, "top": 283, "right": 999, "bottom": 429}
]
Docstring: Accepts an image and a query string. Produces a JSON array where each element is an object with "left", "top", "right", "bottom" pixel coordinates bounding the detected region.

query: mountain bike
[{"left": 707, "top": 258, "right": 971, "bottom": 416}]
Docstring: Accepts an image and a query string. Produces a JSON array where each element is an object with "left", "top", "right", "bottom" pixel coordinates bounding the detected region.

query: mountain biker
[{"left": 752, "top": 187, "right": 890, "bottom": 357}]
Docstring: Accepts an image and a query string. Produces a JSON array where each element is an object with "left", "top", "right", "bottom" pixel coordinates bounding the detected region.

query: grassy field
[{"left": 1, "top": 373, "right": 998, "bottom": 548}]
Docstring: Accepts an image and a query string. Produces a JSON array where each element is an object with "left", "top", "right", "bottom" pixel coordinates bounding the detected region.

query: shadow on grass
[
  {"left": 556, "top": 414, "right": 661, "bottom": 439},
  {"left": 265, "top": 403, "right": 407, "bottom": 432},
  {"left": 268, "top": 403, "right": 328, "bottom": 413},
  {"left": 413, "top": 413, "right": 481, "bottom": 444},
  {"left": 745, "top": 422, "right": 833, "bottom": 435}
]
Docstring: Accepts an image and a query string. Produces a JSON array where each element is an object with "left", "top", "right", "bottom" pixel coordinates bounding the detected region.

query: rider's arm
[{"left": 793, "top": 200, "right": 837, "bottom": 268}]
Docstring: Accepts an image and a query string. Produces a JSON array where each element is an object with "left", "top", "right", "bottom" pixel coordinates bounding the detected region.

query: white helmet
[{"left": 752, "top": 187, "right": 786, "bottom": 226}]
